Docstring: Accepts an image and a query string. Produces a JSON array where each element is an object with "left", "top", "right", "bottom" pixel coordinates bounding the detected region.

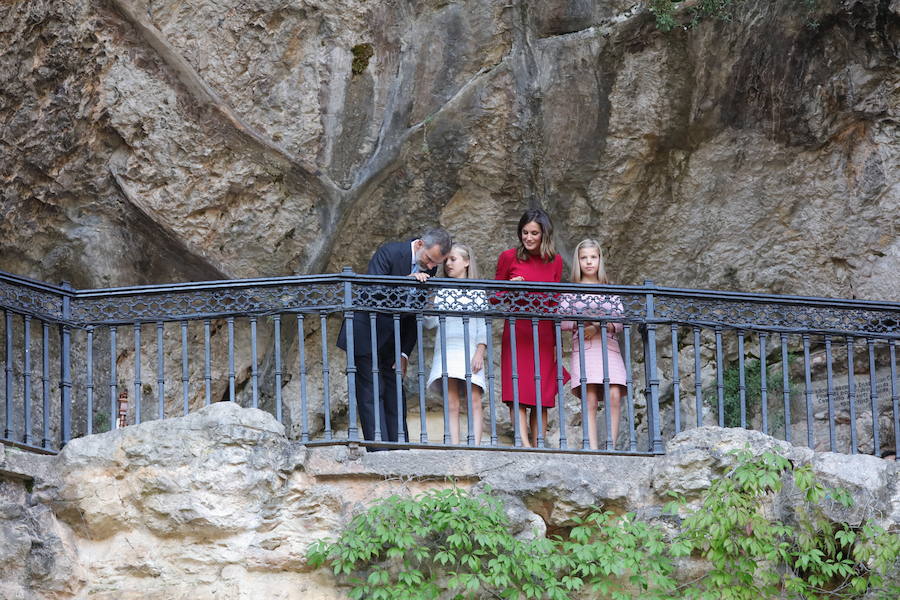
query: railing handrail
[
  {"left": 1, "top": 269, "right": 898, "bottom": 340},
  {"left": 3, "top": 268, "right": 896, "bottom": 310},
  {"left": 0, "top": 271, "right": 74, "bottom": 296}
]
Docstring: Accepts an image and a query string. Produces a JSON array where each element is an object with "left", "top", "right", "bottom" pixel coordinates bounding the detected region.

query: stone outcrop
[
  {"left": 0, "top": 403, "right": 897, "bottom": 598},
  {"left": 1, "top": 0, "right": 897, "bottom": 299}
]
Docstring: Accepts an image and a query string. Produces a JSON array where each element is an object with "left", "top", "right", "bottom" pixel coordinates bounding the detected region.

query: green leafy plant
[
  {"left": 649, "top": 0, "right": 744, "bottom": 32},
  {"left": 308, "top": 486, "right": 675, "bottom": 600},
  {"left": 350, "top": 43, "right": 374, "bottom": 75},
  {"left": 719, "top": 357, "right": 795, "bottom": 431},
  {"left": 649, "top": 0, "right": 822, "bottom": 32},
  {"left": 310, "top": 452, "right": 899, "bottom": 599},
  {"left": 93, "top": 411, "right": 111, "bottom": 433},
  {"left": 667, "top": 449, "right": 900, "bottom": 599}
]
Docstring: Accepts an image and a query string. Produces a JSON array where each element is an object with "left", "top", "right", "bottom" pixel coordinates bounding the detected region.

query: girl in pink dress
[
  {"left": 495, "top": 208, "right": 569, "bottom": 448},
  {"left": 561, "top": 239, "right": 627, "bottom": 450}
]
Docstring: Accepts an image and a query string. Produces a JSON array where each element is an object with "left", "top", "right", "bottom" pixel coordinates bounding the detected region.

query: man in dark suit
[{"left": 337, "top": 228, "right": 452, "bottom": 447}]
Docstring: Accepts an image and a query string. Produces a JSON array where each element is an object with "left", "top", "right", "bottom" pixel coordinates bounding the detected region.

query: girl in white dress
[{"left": 425, "top": 244, "right": 487, "bottom": 445}]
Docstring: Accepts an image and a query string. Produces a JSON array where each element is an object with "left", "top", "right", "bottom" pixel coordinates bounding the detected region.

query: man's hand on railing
[{"left": 409, "top": 272, "right": 431, "bottom": 282}]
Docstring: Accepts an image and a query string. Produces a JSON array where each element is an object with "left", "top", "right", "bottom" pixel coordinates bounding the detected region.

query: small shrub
[{"left": 350, "top": 43, "right": 374, "bottom": 75}]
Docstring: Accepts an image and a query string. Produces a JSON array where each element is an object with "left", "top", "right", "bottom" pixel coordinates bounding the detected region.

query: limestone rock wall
[
  {"left": 1, "top": 0, "right": 897, "bottom": 298},
  {"left": 1, "top": 403, "right": 898, "bottom": 599}
]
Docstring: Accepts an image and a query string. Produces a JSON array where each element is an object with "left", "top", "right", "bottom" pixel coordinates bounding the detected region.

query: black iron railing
[{"left": 1, "top": 269, "right": 898, "bottom": 456}]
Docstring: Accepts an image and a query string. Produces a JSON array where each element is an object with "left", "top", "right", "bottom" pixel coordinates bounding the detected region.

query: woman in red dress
[{"left": 495, "top": 208, "right": 568, "bottom": 447}]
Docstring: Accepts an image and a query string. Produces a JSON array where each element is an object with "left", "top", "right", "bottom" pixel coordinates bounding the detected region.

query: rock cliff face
[
  {"left": 1, "top": 0, "right": 897, "bottom": 299},
  {"left": 0, "top": 403, "right": 898, "bottom": 599}
]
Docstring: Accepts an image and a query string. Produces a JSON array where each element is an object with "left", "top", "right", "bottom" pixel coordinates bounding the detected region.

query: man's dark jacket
[{"left": 336, "top": 240, "right": 437, "bottom": 359}]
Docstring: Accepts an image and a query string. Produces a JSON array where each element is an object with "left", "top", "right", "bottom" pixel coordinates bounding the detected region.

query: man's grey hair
[{"left": 420, "top": 228, "right": 452, "bottom": 255}]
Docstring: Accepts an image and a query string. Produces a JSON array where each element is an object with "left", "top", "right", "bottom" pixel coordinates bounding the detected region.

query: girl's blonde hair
[
  {"left": 570, "top": 239, "right": 608, "bottom": 284},
  {"left": 447, "top": 243, "right": 479, "bottom": 279}
]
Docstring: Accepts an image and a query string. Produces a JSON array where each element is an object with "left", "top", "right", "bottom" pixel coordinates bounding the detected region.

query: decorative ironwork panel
[
  {"left": 353, "top": 284, "right": 433, "bottom": 313},
  {"left": 0, "top": 279, "right": 65, "bottom": 320},
  {"left": 655, "top": 296, "right": 900, "bottom": 336},
  {"left": 554, "top": 292, "right": 646, "bottom": 321},
  {"left": 71, "top": 283, "right": 343, "bottom": 325},
  {"left": 355, "top": 284, "right": 647, "bottom": 320}
]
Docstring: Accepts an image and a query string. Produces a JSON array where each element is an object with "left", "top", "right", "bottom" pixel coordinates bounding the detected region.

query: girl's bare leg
[
  {"left": 607, "top": 385, "right": 624, "bottom": 448},
  {"left": 585, "top": 384, "right": 600, "bottom": 450},
  {"left": 447, "top": 381, "right": 460, "bottom": 445},
  {"left": 471, "top": 387, "right": 483, "bottom": 445}
]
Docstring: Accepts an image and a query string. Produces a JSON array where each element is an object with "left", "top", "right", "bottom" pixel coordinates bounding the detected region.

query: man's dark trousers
[{"left": 353, "top": 351, "right": 408, "bottom": 445}]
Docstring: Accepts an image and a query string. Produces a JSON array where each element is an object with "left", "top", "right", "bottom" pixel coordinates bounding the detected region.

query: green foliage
[
  {"left": 668, "top": 449, "right": 900, "bottom": 600},
  {"left": 308, "top": 486, "right": 675, "bottom": 600},
  {"left": 720, "top": 357, "right": 794, "bottom": 431},
  {"left": 350, "top": 43, "right": 374, "bottom": 75},
  {"left": 649, "top": 0, "right": 744, "bottom": 32},
  {"left": 649, "top": 0, "right": 822, "bottom": 32},
  {"left": 93, "top": 411, "right": 111, "bottom": 433},
  {"left": 309, "top": 452, "right": 900, "bottom": 599}
]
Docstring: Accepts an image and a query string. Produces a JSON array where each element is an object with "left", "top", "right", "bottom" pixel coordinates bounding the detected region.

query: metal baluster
[
  {"left": 624, "top": 325, "right": 636, "bottom": 452},
  {"left": 273, "top": 315, "right": 282, "bottom": 424},
  {"left": 369, "top": 313, "right": 381, "bottom": 443},
  {"left": 801, "top": 334, "right": 813, "bottom": 448},
  {"left": 439, "top": 315, "right": 450, "bottom": 444},
  {"left": 671, "top": 324, "right": 680, "bottom": 434},
  {"left": 847, "top": 336, "right": 858, "bottom": 454},
  {"left": 319, "top": 312, "right": 332, "bottom": 440},
  {"left": 644, "top": 282, "right": 663, "bottom": 453},
  {"left": 203, "top": 320, "right": 211, "bottom": 406},
  {"left": 156, "top": 322, "right": 165, "bottom": 420},
  {"left": 180, "top": 321, "right": 189, "bottom": 416},
  {"left": 462, "top": 316, "right": 474, "bottom": 446},
  {"left": 42, "top": 322, "right": 50, "bottom": 448},
  {"left": 227, "top": 317, "right": 235, "bottom": 402},
  {"left": 825, "top": 336, "right": 836, "bottom": 452},
  {"left": 23, "top": 316, "right": 32, "bottom": 444},
  {"left": 341, "top": 269, "right": 358, "bottom": 443},
  {"left": 577, "top": 322, "right": 589, "bottom": 450},
  {"left": 600, "top": 320, "right": 613, "bottom": 451},
  {"left": 554, "top": 319, "right": 567, "bottom": 450},
  {"left": 297, "top": 315, "right": 309, "bottom": 441},
  {"left": 509, "top": 317, "right": 521, "bottom": 447},
  {"left": 392, "top": 314, "right": 405, "bottom": 444},
  {"left": 250, "top": 316, "right": 259, "bottom": 409},
  {"left": 693, "top": 327, "right": 703, "bottom": 428},
  {"left": 59, "top": 285, "right": 72, "bottom": 445},
  {"left": 759, "top": 332, "right": 768, "bottom": 436},
  {"left": 85, "top": 326, "right": 93, "bottom": 436},
  {"left": 715, "top": 327, "right": 725, "bottom": 427},
  {"left": 738, "top": 330, "right": 747, "bottom": 428},
  {"left": 134, "top": 323, "right": 142, "bottom": 424},
  {"left": 485, "top": 317, "right": 498, "bottom": 447},
  {"left": 4, "top": 311, "right": 11, "bottom": 440},
  {"left": 109, "top": 326, "right": 118, "bottom": 429},
  {"left": 531, "top": 318, "right": 544, "bottom": 449},
  {"left": 415, "top": 315, "right": 428, "bottom": 444},
  {"left": 781, "top": 333, "right": 791, "bottom": 442},
  {"left": 867, "top": 339, "right": 880, "bottom": 457},
  {"left": 890, "top": 340, "right": 898, "bottom": 458}
]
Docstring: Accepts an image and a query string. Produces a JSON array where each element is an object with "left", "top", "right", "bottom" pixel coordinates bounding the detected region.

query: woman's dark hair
[{"left": 516, "top": 208, "right": 556, "bottom": 262}]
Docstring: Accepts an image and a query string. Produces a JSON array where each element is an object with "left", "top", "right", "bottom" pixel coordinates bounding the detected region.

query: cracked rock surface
[{"left": 1, "top": 0, "right": 897, "bottom": 299}]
